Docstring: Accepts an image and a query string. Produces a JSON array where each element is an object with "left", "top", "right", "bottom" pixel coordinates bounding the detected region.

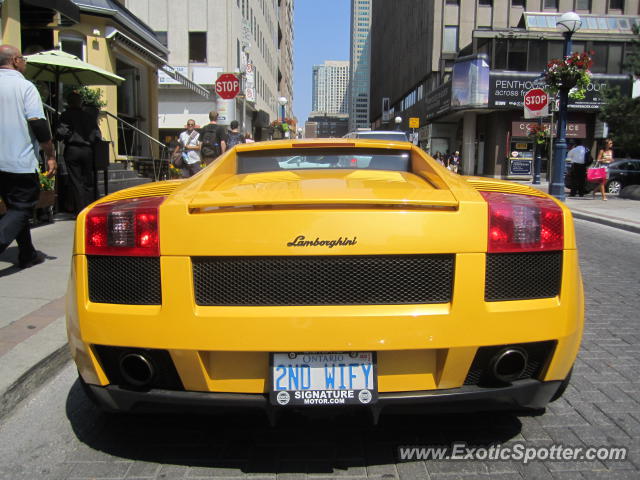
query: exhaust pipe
[
  {"left": 489, "top": 348, "right": 527, "bottom": 383},
  {"left": 119, "top": 353, "right": 155, "bottom": 387}
]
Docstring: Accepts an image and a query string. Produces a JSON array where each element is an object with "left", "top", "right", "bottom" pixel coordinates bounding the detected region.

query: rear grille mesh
[
  {"left": 193, "top": 255, "right": 455, "bottom": 306},
  {"left": 485, "top": 252, "right": 562, "bottom": 301},
  {"left": 88, "top": 256, "right": 161, "bottom": 305}
]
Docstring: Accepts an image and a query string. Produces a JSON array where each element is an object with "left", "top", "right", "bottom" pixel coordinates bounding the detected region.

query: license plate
[{"left": 269, "top": 352, "right": 377, "bottom": 406}]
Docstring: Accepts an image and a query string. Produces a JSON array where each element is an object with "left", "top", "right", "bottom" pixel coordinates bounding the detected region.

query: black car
[{"left": 565, "top": 158, "right": 640, "bottom": 195}]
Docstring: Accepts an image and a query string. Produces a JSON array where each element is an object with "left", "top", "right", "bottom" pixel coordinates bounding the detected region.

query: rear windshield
[{"left": 237, "top": 148, "right": 411, "bottom": 174}]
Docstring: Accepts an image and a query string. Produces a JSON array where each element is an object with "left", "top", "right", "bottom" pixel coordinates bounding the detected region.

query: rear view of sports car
[{"left": 66, "top": 139, "right": 583, "bottom": 420}]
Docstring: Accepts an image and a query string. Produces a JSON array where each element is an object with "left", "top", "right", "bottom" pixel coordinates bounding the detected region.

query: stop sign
[
  {"left": 524, "top": 88, "right": 548, "bottom": 111},
  {"left": 215, "top": 73, "right": 240, "bottom": 99}
]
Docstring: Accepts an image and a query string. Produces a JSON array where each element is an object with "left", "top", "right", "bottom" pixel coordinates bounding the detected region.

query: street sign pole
[
  {"left": 524, "top": 88, "right": 549, "bottom": 185},
  {"left": 533, "top": 117, "right": 543, "bottom": 185}
]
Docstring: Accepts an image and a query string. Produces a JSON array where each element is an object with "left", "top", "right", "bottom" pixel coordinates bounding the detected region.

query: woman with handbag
[{"left": 591, "top": 138, "right": 614, "bottom": 201}]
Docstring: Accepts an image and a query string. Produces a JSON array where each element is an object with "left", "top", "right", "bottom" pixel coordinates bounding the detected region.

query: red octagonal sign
[
  {"left": 215, "top": 73, "right": 240, "bottom": 99},
  {"left": 524, "top": 88, "right": 548, "bottom": 111}
]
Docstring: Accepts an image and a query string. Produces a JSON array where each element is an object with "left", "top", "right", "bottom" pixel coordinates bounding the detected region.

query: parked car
[
  {"left": 566, "top": 158, "right": 640, "bottom": 195},
  {"left": 68, "top": 139, "right": 583, "bottom": 420},
  {"left": 343, "top": 130, "right": 410, "bottom": 142}
]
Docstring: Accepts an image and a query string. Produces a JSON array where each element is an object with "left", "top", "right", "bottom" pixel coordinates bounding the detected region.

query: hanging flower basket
[
  {"left": 543, "top": 51, "right": 593, "bottom": 100},
  {"left": 528, "top": 124, "right": 549, "bottom": 145}
]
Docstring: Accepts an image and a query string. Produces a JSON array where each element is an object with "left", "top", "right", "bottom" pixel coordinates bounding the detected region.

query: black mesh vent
[
  {"left": 88, "top": 256, "right": 161, "bottom": 305},
  {"left": 485, "top": 252, "right": 562, "bottom": 301},
  {"left": 464, "top": 341, "right": 557, "bottom": 386},
  {"left": 193, "top": 255, "right": 455, "bottom": 306},
  {"left": 92, "top": 345, "right": 183, "bottom": 391}
]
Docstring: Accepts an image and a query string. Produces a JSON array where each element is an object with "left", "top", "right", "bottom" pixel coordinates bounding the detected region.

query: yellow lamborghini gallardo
[{"left": 66, "top": 139, "right": 583, "bottom": 420}]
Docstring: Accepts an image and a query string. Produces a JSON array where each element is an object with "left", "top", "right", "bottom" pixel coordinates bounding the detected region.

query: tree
[{"left": 599, "top": 26, "right": 640, "bottom": 156}]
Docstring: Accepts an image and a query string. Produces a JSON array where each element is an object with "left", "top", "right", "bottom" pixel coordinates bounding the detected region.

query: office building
[
  {"left": 125, "top": 0, "right": 295, "bottom": 140},
  {"left": 370, "top": 0, "right": 638, "bottom": 178},
  {"left": 312, "top": 60, "right": 350, "bottom": 115},
  {"left": 349, "top": 0, "right": 372, "bottom": 131}
]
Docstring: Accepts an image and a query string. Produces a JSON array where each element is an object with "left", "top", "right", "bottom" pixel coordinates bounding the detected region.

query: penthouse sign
[{"left": 489, "top": 71, "right": 632, "bottom": 110}]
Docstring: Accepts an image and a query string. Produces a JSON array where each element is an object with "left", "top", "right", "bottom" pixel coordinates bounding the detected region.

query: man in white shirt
[
  {"left": 566, "top": 140, "right": 587, "bottom": 197},
  {"left": 0, "top": 45, "right": 57, "bottom": 268},
  {"left": 174, "top": 119, "right": 201, "bottom": 177}
]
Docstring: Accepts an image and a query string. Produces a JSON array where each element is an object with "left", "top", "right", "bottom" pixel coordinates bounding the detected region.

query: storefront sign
[
  {"left": 490, "top": 72, "right": 632, "bottom": 111},
  {"left": 425, "top": 81, "right": 452, "bottom": 120},
  {"left": 509, "top": 158, "right": 533, "bottom": 176},
  {"left": 511, "top": 121, "right": 586, "bottom": 138}
]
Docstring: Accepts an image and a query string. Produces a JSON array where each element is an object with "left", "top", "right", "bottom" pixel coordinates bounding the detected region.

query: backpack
[
  {"left": 227, "top": 131, "right": 245, "bottom": 149},
  {"left": 200, "top": 125, "right": 220, "bottom": 158}
]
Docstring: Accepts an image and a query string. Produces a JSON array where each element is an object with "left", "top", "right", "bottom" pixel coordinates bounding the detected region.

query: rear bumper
[{"left": 87, "top": 378, "right": 562, "bottom": 417}]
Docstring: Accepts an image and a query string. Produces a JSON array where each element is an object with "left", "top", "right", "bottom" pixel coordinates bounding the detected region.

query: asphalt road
[{"left": 1, "top": 219, "right": 639, "bottom": 480}]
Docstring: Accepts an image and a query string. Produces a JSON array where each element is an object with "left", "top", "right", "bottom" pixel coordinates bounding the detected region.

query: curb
[
  {"left": 0, "top": 342, "right": 70, "bottom": 421},
  {"left": 571, "top": 211, "right": 640, "bottom": 235}
]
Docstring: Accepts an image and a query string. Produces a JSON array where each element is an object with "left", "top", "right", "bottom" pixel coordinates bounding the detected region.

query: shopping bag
[
  {"left": 171, "top": 151, "right": 184, "bottom": 168},
  {"left": 587, "top": 166, "right": 606, "bottom": 182}
]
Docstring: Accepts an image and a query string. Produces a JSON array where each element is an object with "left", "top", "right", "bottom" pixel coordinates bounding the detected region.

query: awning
[
  {"left": 105, "top": 28, "right": 210, "bottom": 100},
  {"left": 22, "top": 0, "right": 80, "bottom": 23}
]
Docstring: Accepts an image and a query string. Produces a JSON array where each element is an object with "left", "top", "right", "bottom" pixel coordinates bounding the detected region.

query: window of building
[
  {"left": 548, "top": 41, "right": 564, "bottom": 62},
  {"left": 590, "top": 43, "right": 608, "bottom": 73},
  {"left": 543, "top": 0, "right": 558, "bottom": 8},
  {"left": 493, "top": 38, "right": 508, "bottom": 69},
  {"left": 507, "top": 40, "right": 527, "bottom": 71},
  {"left": 155, "top": 31, "right": 168, "bottom": 47},
  {"left": 189, "top": 32, "right": 207, "bottom": 63},
  {"left": 609, "top": 0, "right": 624, "bottom": 9},
  {"left": 511, "top": 0, "right": 525, "bottom": 6},
  {"left": 608, "top": 44, "right": 623, "bottom": 73},
  {"left": 479, "top": 0, "right": 492, "bottom": 5},
  {"left": 445, "top": 0, "right": 459, "bottom": 4},
  {"left": 527, "top": 40, "right": 546, "bottom": 72},
  {"left": 60, "top": 32, "right": 85, "bottom": 60},
  {"left": 576, "top": 0, "right": 591, "bottom": 9},
  {"left": 443, "top": 26, "right": 458, "bottom": 53}
]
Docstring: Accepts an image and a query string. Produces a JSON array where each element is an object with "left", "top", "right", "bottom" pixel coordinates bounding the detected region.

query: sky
[{"left": 293, "top": 0, "right": 351, "bottom": 124}]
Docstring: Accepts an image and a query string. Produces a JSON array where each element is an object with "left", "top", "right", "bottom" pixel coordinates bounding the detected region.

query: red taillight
[
  {"left": 481, "top": 192, "right": 563, "bottom": 253},
  {"left": 85, "top": 196, "right": 165, "bottom": 256}
]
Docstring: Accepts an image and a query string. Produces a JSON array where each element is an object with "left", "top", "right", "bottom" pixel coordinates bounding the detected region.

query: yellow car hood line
[{"left": 188, "top": 169, "right": 460, "bottom": 210}]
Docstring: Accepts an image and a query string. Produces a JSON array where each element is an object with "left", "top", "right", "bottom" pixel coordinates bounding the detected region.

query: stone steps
[{"left": 97, "top": 162, "right": 152, "bottom": 196}]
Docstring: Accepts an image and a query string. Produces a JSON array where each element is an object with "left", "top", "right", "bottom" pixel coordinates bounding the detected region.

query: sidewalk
[
  {"left": 0, "top": 189, "right": 638, "bottom": 420},
  {"left": 522, "top": 180, "right": 640, "bottom": 234}
]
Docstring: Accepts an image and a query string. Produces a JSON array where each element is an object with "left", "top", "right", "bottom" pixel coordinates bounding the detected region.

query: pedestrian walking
[
  {"left": 566, "top": 140, "right": 588, "bottom": 197},
  {"left": 226, "top": 120, "right": 245, "bottom": 149},
  {"left": 174, "top": 119, "right": 201, "bottom": 177},
  {"left": 199, "top": 111, "right": 228, "bottom": 166},
  {"left": 56, "top": 91, "right": 101, "bottom": 213},
  {"left": 0, "top": 44, "right": 57, "bottom": 268},
  {"left": 593, "top": 138, "right": 614, "bottom": 201},
  {"left": 448, "top": 151, "right": 461, "bottom": 173}
]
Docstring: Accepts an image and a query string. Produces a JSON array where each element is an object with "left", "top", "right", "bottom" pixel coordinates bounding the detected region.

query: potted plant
[
  {"left": 36, "top": 171, "right": 56, "bottom": 214},
  {"left": 543, "top": 51, "right": 593, "bottom": 100}
]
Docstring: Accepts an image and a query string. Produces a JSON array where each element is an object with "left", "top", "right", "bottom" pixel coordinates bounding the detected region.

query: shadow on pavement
[{"left": 65, "top": 378, "right": 529, "bottom": 473}]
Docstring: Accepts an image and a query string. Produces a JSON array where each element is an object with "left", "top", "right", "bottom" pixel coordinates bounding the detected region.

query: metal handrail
[
  {"left": 45, "top": 103, "right": 172, "bottom": 181},
  {"left": 102, "top": 110, "right": 166, "bottom": 149}
]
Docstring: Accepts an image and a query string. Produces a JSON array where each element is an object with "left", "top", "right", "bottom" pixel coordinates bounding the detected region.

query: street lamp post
[
  {"left": 394, "top": 116, "right": 402, "bottom": 131},
  {"left": 278, "top": 96, "right": 287, "bottom": 123},
  {"left": 550, "top": 11, "right": 582, "bottom": 201}
]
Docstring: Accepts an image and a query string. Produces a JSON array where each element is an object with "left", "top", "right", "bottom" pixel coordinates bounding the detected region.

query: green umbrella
[{"left": 24, "top": 49, "right": 125, "bottom": 86}]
